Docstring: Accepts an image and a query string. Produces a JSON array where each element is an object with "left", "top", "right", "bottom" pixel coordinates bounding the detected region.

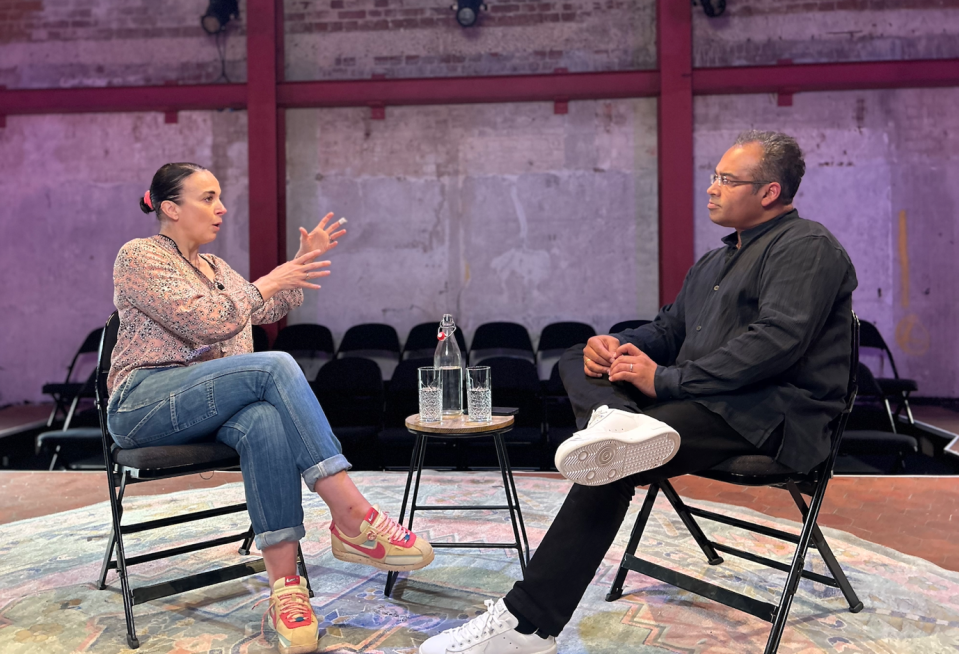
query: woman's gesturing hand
[
  {"left": 295, "top": 212, "right": 347, "bottom": 259},
  {"left": 253, "top": 250, "right": 331, "bottom": 301}
]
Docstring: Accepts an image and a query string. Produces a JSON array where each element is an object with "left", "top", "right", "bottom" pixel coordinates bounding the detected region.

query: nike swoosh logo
[{"left": 340, "top": 538, "right": 387, "bottom": 559}]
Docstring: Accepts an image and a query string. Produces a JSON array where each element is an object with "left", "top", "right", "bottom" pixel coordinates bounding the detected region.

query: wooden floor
[{"left": 1, "top": 470, "right": 956, "bottom": 572}]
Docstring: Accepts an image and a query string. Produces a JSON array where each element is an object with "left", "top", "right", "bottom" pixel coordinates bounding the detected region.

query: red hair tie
[{"left": 144, "top": 190, "right": 154, "bottom": 210}]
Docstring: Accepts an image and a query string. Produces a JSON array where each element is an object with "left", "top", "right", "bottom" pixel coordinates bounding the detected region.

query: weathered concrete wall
[
  {"left": 284, "top": 0, "right": 656, "bottom": 80},
  {"left": 693, "top": 0, "right": 959, "bottom": 67},
  {"left": 0, "top": 0, "right": 247, "bottom": 89},
  {"left": 285, "top": 99, "right": 659, "bottom": 348},
  {"left": 0, "top": 111, "right": 249, "bottom": 406},
  {"left": 695, "top": 88, "right": 959, "bottom": 398}
]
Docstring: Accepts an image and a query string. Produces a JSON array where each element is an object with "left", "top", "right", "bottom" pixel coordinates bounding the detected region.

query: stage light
[
  {"left": 201, "top": 0, "right": 240, "bottom": 35},
  {"left": 450, "top": 0, "right": 486, "bottom": 28},
  {"left": 699, "top": 0, "right": 726, "bottom": 18}
]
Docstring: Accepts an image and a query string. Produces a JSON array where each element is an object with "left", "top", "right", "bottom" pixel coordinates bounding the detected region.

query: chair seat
[
  {"left": 37, "top": 427, "right": 102, "bottom": 447},
  {"left": 113, "top": 442, "right": 240, "bottom": 476},
  {"left": 840, "top": 429, "right": 918, "bottom": 455},
  {"left": 42, "top": 382, "right": 85, "bottom": 396},
  {"left": 697, "top": 454, "right": 807, "bottom": 486},
  {"left": 876, "top": 377, "right": 918, "bottom": 394}
]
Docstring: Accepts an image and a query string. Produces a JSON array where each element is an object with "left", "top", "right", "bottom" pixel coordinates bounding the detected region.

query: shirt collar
[{"left": 721, "top": 209, "right": 798, "bottom": 249}]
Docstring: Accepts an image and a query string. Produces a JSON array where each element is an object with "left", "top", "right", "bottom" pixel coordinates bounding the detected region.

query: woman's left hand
[{"left": 295, "top": 212, "right": 347, "bottom": 258}]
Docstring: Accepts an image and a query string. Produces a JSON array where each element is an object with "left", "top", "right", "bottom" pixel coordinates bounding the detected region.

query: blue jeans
[{"left": 107, "top": 352, "right": 351, "bottom": 550}]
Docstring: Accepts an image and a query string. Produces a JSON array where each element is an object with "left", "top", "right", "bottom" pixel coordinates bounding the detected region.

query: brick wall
[
  {"left": 283, "top": 0, "right": 656, "bottom": 80},
  {"left": 694, "top": 0, "right": 959, "bottom": 66}
]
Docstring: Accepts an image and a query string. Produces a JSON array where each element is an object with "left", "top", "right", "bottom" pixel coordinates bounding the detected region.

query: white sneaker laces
[
  {"left": 586, "top": 405, "right": 612, "bottom": 429},
  {"left": 446, "top": 599, "right": 507, "bottom": 646}
]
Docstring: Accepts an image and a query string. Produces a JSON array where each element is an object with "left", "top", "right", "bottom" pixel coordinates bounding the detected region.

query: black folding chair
[
  {"left": 536, "top": 321, "right": 595, "bottom": 380},
  {"left": 93, "top": 312, "right": 313, "bottom": 649},
  {"left": 273, "top": 323, "right": 335, "bottom": 381},
  {"left": 337, "top": 323, "right": 401, "bottom": 381},
  {"left": 42, "top": 326, "right": 103, "bottom": 427},
  {"left": 251, "top": 324, "right": 270, "bottom": 352},
  {"left": 402, "top": 322, "right": 466, "bottom": 361},
  {"left": 312, "top": 357, "right": 385, "bottom": 469},
  {"left": 608, "top": 319, "right": 651, "bottom": 334},
  {"left": 859, "top": 319, "right": 917, "bottom": 426},
  {"left": 36, "top": 372, "right": 102, "bottom": 470},
  {"left": 606, "top": 313, "right": 863, "bottom": 654},
  {"left": 469, "top": 321, "right": 535, "bottom": 367}
]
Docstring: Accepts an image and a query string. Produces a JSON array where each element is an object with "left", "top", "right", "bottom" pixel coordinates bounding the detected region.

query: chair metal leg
[
  {"left": 786, "top": 485, "right": 863, "bottom": 613},
  {"left": 385, "top": 433, "right": 426, "bottom": 597},
  {"left": 493, "top": 433, "right": 527, "bottom": 575},
  {"left": 48, "top": 446, "right": 61, "bottom": 471},
  {"left": 882, "top": 398, "right": 898, "bottom": 433},
  {"left": 659, "top": 480, "right": 723, "bottom": 565},
  {"left": 97, "top": 527, "right": 117, "bottom": 590},
  {"left": 607, "top": 484, "right": 659, "bottom": 602},
  {"left": 237, "top": 526, "right": 255, "bottom": 556},
  {"left": 764, "top": 474, "right": 835, "bottom": 654},
  {"left": 104, "top": 469, "right": 140, "bottom": 649}
]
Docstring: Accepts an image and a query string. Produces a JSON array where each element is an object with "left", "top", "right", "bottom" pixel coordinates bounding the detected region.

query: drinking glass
[
  {"left": 418, "top": 367, "right": 442, "bottom": 423},
  {"left": 466, "top": 366, "right": 492, "bottom": 423}
]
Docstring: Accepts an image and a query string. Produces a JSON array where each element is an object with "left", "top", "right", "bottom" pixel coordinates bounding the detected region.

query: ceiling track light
[
  {"left": 450, "top": 0, "right": 487, "bottom": 28},
  {"left": 201, "top": 0, "right": 240, "bottom": 35},
  {"left": 698, "top": 0, "right": 726, "bottom": 18}
]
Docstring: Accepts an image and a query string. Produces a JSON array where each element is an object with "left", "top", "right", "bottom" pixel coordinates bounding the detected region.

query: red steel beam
[
  {"left": 4, "top": 60, "right": 959, "bottom": 117},
  {"left": 277, "top": 70, "right": 660, "bottom": 108},
  {"left": 693, "top": 58, "right": 959, "bottom": 96},
  {"left": 0, "top": 84, "right": 245, "bottom": 115},
  {"left": 657, "top": 0, "right": 694, "bottom": 306},
  {"left": 246, "top": 0, "right": 280, "bottom": 287}
]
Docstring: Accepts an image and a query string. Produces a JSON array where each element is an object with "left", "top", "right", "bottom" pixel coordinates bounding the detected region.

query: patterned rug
[{"left": 1, "top": 472, "right": 957, "bottom": 653}]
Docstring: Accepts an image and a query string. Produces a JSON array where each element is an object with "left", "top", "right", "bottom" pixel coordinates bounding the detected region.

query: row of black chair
[{"left": 255, "top": 319, "right": 654, "bottom": 381}]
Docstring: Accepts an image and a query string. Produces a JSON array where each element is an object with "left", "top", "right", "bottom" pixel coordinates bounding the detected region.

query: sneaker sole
[
  {"left": 556, "top": 433, "right": 680, "bottom": 486},
  {"left": 332, "top": 547, "right": 435, "bottom": 572},
  {"left": 276, "top": 632, "right": 318, "bottom": 654}
]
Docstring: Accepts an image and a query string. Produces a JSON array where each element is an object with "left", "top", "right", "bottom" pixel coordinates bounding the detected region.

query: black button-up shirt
[{"left": 617, "top": 209, "right": 858, "bottom": 473}]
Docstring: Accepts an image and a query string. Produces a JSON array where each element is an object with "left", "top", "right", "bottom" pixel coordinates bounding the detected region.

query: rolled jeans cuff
[
  {"left": 302, "top": 453, "right": 352, "bottom": 492},
  {"left": 255, "top": 524, "right": 306, "bottom": 550}
]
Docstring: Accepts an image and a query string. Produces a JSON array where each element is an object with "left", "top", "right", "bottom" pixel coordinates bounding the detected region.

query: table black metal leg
[
  {"left": 497, "top": 434, "right": 530, "bottom": 563},
  {"left": 493, "top": 433, "right": 527, "bottom": 575},
  {"left": 385, "top": 433, "right": 426, "bottom": 597}
]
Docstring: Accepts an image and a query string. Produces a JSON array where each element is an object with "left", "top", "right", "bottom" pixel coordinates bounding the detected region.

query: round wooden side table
[{"left": 383, "top": 413, "right": 531, "bottom": 597}]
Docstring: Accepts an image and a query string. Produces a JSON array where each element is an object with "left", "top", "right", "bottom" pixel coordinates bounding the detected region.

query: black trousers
[{"left": 503, "top": 346, "right": 771, "bottom": 637}]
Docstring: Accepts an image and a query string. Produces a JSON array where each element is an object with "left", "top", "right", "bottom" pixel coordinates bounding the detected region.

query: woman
[{"left": 107, "top": 162, "right": 433, "bottom": 654}]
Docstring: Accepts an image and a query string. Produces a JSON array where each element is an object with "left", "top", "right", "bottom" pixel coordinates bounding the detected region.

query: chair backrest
[
  {"left": 251, "top": 324, "right": 270, "bottom": 352},
  {"left": 609, "top": 319, "right": 651, "bottom": 334},
  {"left": 403, "top": 322, "right": 466, "bottom": 360},
  {"left": 338, "top": 323, "right": 401, "bottom": 355},
  {"left": 538, "top": 322, "right": 596, "bottom": 352},
  {"left": 94, "top": 312, "right": 121, "bottom": 460},
  {"left": 469, "top": 322, "right": 534, "bottom": 366},
  {"left": 481, "top": 356, "right": 543, "bottom": 427},
  {"left": 61, "top": 326, "right": 105, "bottom": 385},
  {"left": 273, "top": 323, "right": 334, "bottom": 354},
  {"left": 312, "top": 358, "right": 384, "bottom": 428},
  {"left": 858, "top": 319, "right": 901, "bottom": 379},
  {"left": 384, "top": 357, "right": 433, "bottom": 427}
]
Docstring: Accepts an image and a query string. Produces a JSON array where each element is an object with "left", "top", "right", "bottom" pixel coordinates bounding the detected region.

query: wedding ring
[{"left": 629, "top": 363, "right": 634, "bottom": 372}]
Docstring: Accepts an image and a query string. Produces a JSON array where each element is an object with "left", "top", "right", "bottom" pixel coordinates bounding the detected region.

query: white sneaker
[
  {"left": 554, "top": 405, "right": 681, "bottom": 486},
  {"left": 418, "top": 599, "right": 556, "bottom": 654}
]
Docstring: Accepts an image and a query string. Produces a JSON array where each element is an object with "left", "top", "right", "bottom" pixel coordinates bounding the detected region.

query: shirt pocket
[{"left": 170, "top": 379, "right": 218, "bottom": 432}]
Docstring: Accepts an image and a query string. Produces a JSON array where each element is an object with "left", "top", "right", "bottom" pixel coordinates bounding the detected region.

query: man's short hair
[{"left": 734, "top": 130, "right": 805, "bottom": 205}]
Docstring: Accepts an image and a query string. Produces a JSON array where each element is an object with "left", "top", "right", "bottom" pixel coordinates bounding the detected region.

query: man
[{"left": 419, "top": 130, "right": 858, "bottom": 654}]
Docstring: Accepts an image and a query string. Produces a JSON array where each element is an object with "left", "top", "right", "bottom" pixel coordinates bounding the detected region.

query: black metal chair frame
[
  {"left": 606, "top": 313, "right": 863, "bottom": 654},
  {"left": 93, "top": 312, "right": 313, "bottom": 649},
  {"left": 859, "top": 319, "right": 916, "bottom": 426},
  {"left": 383, "top": 420, "right": 531, "bottom": 597},
  {"left": 43, "top": 326, "right": 103, "bottom": 428}
]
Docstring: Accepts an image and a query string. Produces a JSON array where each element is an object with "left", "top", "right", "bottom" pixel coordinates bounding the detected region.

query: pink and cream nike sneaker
[{"left": 330, "top": 505, "right": 434, "bottom": 571}]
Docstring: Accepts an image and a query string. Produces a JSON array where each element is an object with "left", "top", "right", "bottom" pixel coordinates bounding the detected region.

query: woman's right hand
[{"left": 253, "top": 249, "right": 331, "bottom": 301}]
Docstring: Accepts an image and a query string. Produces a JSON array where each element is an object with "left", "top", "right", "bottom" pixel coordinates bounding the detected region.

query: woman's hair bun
[{"left": 139, "top": 196, "right": 154, "bottom": 214}]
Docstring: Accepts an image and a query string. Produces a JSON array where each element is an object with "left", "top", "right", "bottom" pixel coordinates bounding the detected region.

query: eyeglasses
[{"left": 710, "top": 173, "right": 773, "bottom": 187}]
